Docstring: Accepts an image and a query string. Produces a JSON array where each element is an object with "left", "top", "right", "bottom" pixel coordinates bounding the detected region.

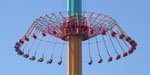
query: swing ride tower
[
  {"left": 67, "top": 0, "right": 82, "bottom": 75},
  {"left": 14, "top": 0, "right": 138, "bottom": 75}
]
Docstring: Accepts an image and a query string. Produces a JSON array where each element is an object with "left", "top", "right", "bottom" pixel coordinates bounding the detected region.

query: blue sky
[{"left": 0, "top": 0, "right": 149, "bottom": 75}]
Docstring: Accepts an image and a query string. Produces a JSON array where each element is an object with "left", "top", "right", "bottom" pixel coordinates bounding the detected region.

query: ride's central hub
[
  {"left": 61, "top": 17, "right": 92, "bottom": 41},
  {"left": 23, "top": 12, "right": 120, "bottom": 42}
]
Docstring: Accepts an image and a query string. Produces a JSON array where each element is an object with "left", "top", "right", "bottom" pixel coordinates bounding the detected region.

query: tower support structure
[{"left": 67, "top": 0, "right": 82, "bottom": 75}]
